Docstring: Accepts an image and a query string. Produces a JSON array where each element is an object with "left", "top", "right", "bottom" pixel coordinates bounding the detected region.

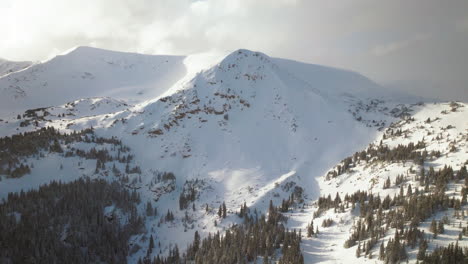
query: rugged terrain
[{"left": 0, "top": 47, "right": 466, "bottom": 263}]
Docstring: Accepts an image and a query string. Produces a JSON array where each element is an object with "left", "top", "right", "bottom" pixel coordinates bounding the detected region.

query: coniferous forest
[
  {"left": 140, "top": 200, "right": 303, "bottom": 264},
  {"left": 0, "top": 178, "right": 143, "bottom": 264},
  {"left": 321, "top": 162, "right": 468, "bottom": 263},
  {"left": 0, "top": 176, "right": 303, "bottom": 264},
  {"left": 0, "top": 126, "right": 131, "bottom": 178}
]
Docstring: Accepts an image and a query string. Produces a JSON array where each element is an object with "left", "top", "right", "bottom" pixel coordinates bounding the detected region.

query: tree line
[
  {"left": 140, "top": 200, "right": 304, "bottom": 264},
  {"left": 0, "top": 126, "right": 132, "bottom": 178}
]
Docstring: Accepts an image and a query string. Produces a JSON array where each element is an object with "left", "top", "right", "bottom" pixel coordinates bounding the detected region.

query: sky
[{"left": 1, "top": 0, "right": 467, "bottom": 100}]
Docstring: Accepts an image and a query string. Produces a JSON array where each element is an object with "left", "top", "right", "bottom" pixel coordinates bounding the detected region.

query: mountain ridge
[
  {"left": 0, "top": 57, "right": 33, "bottom": 78},
  {"left": 0, "top": 46, "right": 187, "bottom": 114},
  {"left": 1, "top": 47, "right": 463, "bottom": 263}
]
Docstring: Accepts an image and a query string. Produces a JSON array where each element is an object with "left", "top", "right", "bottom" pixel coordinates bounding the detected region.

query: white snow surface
[
  {"left": 0, "top": 46, "right": 186, "bottom": 114},
  {"left": 0, "top": 58, "right": 32, "bottom": 78},
  {"left": 1, "top": 47, "right": 464, "bottom": 263}
]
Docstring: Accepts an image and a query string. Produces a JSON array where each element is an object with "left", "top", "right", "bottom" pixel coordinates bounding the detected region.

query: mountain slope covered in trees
[{"left": 286, "top": 101, "right": 468, "bottom": 263}]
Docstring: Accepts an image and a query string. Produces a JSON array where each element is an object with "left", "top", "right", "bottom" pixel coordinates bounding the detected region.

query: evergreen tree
[
  {"left": 437, "top": 221, "right": 445, "bottom": 234},
  {"left": 417, "top": 240, "right": 427, "bottom": 260},
  {"left": 222, "top": 201, "right": 227, "bottom": 218},
  {"left": 379, "top": 242, "right": 385, "bottom": 260},
  {"left": 148, "top": 234, "right": 155, "bottom": 256},
  {"left": 146, "top": 201, "right": 153, "bottom": 216},
  {"left": 307, "top": 220, "right": 314, "bottom": 237}
]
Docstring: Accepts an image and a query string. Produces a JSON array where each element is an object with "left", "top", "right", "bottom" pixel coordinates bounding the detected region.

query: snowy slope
[
  {"left": 0, "top": 58, "right": 32, "bottom": 77},
  {"left": 0, "top": 97, "right": 132, "bottom": 138},
  {"left": 0, "top": 48, "right": 437, "bottom": 262},
  {"left": 285, "top": 102, "right": 468, "bottom": 263},
  {"left": 0, "top": 47, "right": 186, "bottom": 114},
  {"left": 80, "top": 49, "right": 403, "bottom": 259},
  {"left": 272, "top": 58, "right": 382, "bottom": 99},
  {"left": 98, "top": 49, "right": 382, "bottom": 192}
]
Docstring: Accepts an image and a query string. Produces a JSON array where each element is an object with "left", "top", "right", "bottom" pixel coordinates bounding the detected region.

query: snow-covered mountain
[
  {"left": 0, "top": 58, "right": 32, "bottom": 77},
  {"left": 0, "top": 47, "right": 187, "bottom": 114},
  {"left": 0, "top": 47, "right": 466, "bottom": 263},
  {"left": 102, "top": 49, "right": 384, "bottom": 186}
]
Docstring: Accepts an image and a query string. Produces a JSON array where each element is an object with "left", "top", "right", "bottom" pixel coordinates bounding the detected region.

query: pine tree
[
  {"left": 379, "top": 242, "right": 385, "bottom": 260},
  {"left": 356, "top": 242, "right": 361, "bottom": 258},
  {"left": 146, "top": 201, "right": 153, "bottom": 216},
  {"left": 430, "top": 219, "right": 438, "bottom": 237},
  {"left": 222, "top": 201, "right": 227, "bottom": 218},
  {"left": 384, "top": 177, "right": 391, "bottom": 189},
  {"left": 307, "top": 220, "right": 314, "bottom": 237},
  {"left": 437, "top": 221, "right": 444, "bottom": 234},
  {"left": 193, "top": 231, "right": 200, "bottom": 254},
  {"left": 417, "top": 240, "right": 427, "bottom": 260},
  {"left": 148, "top": 234, "right": 154, "bottom": 256}
]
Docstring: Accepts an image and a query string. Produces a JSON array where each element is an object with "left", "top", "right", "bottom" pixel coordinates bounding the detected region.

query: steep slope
[
  {"left": 101, "top": 49, "right": 380, "bottom": 192},
  {"left": 287, "top": 102, "right": 468, "bottom": 263},
  {"left": 0, "top": 47, "right": 186, "bottom": 114},
  {"left": 74, "top": 49, "right": 397, "bottom": 259},
  {"left": 0, "top": 58, "right": 32, "bottom": 77},
  {"left": 272, "top": 58, "right": 382, "bottom": 99},
  {"left": 0, "top": 48, "right": 424, "bottom": 262}
]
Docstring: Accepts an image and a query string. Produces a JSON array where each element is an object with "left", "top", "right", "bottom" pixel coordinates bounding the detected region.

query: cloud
[
  {"left": 456, "top": 18, "right": 468, "bottom": 32},
  {"left": 0, "top": 0, "right": 467, "bottom": 100},
  {"left": 371, "top": 34, "right": 429, "bottom": 56}
]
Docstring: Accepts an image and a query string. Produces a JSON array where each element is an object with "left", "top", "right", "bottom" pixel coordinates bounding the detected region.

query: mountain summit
[{"left": 0, "top": 46, "right": 186, "bottom": 113}]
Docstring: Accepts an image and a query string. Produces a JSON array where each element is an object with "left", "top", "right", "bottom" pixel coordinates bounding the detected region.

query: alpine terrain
[{"left": 0, "top": 47, "right": 466, "bottom": 264}]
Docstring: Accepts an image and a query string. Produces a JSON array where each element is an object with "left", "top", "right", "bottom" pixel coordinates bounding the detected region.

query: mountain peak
[
  {"left": 0, "top": 46, "right": 187, "bottom": 112},
  {"left": 60, "top": 46, "right": 126, "bottom": 58},
  {"left": 219, "top": 49, "right": 272, "bottom": 67},
  {"left": 233, "top": 48, "right": 268, "bottom": 57},
  {"left": 60, "top": 46, "right": 160, "bottom": 59}
]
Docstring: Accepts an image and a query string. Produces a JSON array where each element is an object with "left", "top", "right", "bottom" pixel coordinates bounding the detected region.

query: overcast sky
[{"left": 1, "top": 0, "right": 467, "bottom": 100}]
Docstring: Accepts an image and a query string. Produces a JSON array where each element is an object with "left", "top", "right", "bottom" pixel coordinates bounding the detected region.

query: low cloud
[{"left": 371, "top": 34, "right": 430, "bottom": 57}]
